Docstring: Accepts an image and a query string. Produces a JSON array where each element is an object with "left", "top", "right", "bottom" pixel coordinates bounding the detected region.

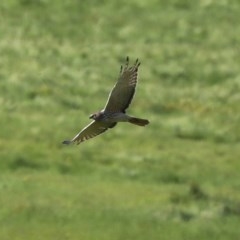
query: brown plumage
[{"left": 63, "top": 57, "right": 149, "bottom": 145}]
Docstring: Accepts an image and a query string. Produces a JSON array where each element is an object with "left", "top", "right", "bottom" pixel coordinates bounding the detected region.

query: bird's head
[
  {"left": 89, "top": 111, "right": 103, "bottom": 120},
  {"left": 89, "top": 113, "right": 95, "bottom": 119},
  {"left": 89, "top": 112, "right": 99, "bottom": 120}
]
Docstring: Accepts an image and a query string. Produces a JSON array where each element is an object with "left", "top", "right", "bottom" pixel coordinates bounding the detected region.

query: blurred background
[{"left": 1, "top": 0, "right": 240, "bottom": 239}]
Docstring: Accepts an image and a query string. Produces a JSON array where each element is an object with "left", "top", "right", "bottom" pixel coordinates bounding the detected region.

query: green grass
[{"left": 1, "top": 0, "right": 240, "bottom": 239}]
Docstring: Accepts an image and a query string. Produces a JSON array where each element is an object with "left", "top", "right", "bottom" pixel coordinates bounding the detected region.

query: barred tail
[{"left": 128, "top": 117, "right": 149, "bottom": 126}]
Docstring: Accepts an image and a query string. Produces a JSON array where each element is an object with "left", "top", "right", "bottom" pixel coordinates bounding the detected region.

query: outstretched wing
[
  {"left": 62, "top": 121, "right": 117, "bottom": 145},
  {"left": 104, "top": 57, "right": 140, "bottom": 113}
]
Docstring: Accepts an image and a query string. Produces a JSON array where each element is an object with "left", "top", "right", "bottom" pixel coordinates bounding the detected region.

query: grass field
[{"left": 1, "top": 0, "right": 240, "bottom": 239}]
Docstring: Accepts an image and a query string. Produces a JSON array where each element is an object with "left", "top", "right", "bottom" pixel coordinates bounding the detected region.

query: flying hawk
[{"left": 63, "top": 57, "right": 149, "bottom": 145}]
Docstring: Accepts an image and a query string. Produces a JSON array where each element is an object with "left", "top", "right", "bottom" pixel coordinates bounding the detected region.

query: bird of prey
[{"left": 63, "top": 57, "right": 149, "bottom": 145}]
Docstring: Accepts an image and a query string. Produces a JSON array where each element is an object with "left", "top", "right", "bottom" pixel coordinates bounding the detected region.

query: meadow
[{"left": 0, "top": 0, "right": 240, "bottom": 239}]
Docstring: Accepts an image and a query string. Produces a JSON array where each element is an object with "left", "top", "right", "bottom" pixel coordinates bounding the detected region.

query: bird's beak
[{"left": 89, "top": 114, "right": 93, "bottom": 119}]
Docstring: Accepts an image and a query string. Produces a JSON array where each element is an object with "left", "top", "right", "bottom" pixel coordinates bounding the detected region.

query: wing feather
[
  {"left": 104, "top": 57, "right": 140, "bottom": 113},
  {"left": 63, "top": 121, "right": 117, "bottom": 145}
]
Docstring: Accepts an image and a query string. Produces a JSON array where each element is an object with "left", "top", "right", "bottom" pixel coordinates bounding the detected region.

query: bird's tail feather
[{"left": 128, "top": 117, "right": 149, "bottom": 126}]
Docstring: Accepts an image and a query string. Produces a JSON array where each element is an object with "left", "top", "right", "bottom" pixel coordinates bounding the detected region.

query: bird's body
[
  {"left": 90, "top": 110, "right": 148, "bottom": 125},
  {"left": 90, "top": 110, "right": 130, "bottom": 123},
  {"left": 63, "top": 57, "right": 149, "bottom": 145}
]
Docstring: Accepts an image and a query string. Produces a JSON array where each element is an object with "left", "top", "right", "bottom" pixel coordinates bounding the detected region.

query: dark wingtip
[
  {"left": 125, "top": 56, "right": 129, "bottom": 66},
  {"left": 136, "top": 59, "right": 141, "bottom": 68},
  {"left": 119, "top": 65, "right": 123, "bottom": 73},
  {"left": 62, "top": 140, "right": 72, "bottom": 145}
]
